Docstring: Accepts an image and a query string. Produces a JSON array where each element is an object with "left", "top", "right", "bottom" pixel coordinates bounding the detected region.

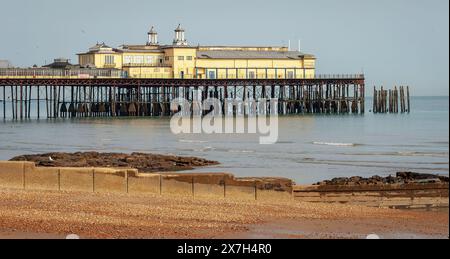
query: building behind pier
[{"left": 1, "top": 24, "right": 316, "bottom": 80}]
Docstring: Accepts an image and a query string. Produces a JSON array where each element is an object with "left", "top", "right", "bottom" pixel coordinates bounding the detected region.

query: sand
[{"left": 0, "top": 188, "right": 447, "bottom": 239}]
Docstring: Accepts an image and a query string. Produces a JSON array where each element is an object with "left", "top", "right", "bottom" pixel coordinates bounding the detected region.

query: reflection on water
[{"left": 0, "top": 97, "right": 448, "bottom": 184}]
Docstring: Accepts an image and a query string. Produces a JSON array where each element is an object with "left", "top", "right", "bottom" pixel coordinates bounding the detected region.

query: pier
[{"left": 0, "top": 75, "right": 365, "bottom": 120}]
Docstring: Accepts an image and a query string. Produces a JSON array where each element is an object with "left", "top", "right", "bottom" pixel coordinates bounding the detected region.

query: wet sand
[{"left": 0, "top": 188, "right": 447, "bottom": 239}]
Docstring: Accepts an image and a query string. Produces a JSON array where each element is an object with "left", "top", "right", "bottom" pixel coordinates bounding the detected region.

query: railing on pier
[
  {"left": 0, "top": 68, "right": 364, "bottom": 81},
  {"left": 0, "top": 68, "right": 124, "bottom": 79}
]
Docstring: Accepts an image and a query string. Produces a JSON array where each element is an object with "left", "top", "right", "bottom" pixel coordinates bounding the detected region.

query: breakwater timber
[
  {"left": 295, "top": 173, "right": 449, "bottom": 209},
  {"left": 0, "top": 76, "right": 365, "bottom": 119},
  {"left": 373, "top": 86, "right": 411, "bottom": 113}
]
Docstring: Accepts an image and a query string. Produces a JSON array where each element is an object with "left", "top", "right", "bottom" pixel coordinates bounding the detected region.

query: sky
[{"left": 1, "top": 0, "right": 448, "bottom": 96}]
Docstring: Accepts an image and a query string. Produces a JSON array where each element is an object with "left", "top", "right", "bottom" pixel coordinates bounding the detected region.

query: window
[
  {"left": 144, "top": 56, "right": 153, "bottom": 64},
  {"left": 186, "top": 56, "right": 193, "bottom": 61},
  {"left": 165, "top": 57, "right": 170, "bottom": 61},
  {"left": 178, "top": 56, "right": 184, "bottom": 61},
  {"left": 133, "top": 56, "right": 144, "bottom": 64},
  {"left": 105, "top": 55, "right": 115, "bottom": 65},
  {"left": 288, "top": 71, "right": 295, "bottom": 79},
  {"left": 124, "top": 56, "right": 132, "bottom": 64}
]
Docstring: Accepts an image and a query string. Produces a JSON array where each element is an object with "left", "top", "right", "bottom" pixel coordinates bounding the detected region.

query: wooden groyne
[
  {"left": 0, "top": 161, "right": 293, "bottom": 201},
  {"left": 0, "top": 76, "right": 365, "bottom": 120},
  {"left": 373, "top": 86, "right": 410, "bottom": 114},
  {"left": 294, "top": 183, "right": 448, "bottom": 209}
]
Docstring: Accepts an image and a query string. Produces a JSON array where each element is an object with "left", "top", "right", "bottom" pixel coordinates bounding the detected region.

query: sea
[{"left": 0, "top": 96, "right": 448, "bottom": 184}]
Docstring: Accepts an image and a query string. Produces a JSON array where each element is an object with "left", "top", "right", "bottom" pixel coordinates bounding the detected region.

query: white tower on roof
[
  {"left": 173, "top": 24, "right": 188, "bottom": 46},
  {"left": 147, "top": 26, "right": 158, "bottom": 46}
]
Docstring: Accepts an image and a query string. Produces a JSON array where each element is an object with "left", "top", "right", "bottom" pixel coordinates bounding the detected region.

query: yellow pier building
[{"left": 77, "top": 24, "right": 316, "bottom": 79}]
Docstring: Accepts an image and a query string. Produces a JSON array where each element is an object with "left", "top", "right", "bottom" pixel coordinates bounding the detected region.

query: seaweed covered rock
[{"left": 10, "top": 152, "right": 219, "bottom": 173}]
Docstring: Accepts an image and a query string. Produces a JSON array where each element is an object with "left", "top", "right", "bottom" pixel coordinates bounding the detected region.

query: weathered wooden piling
[
  {"left": 0, "top": 76, "right": 367, "bottom": 120},
  {"left": 407, "top": 86, "right": 410, "bottom": 113},
  {"left": 2, "top": 85, "right": 5, "bottom": 119},
  {"left": 373, "top": 86, "right": 411, "bottom": 114}
]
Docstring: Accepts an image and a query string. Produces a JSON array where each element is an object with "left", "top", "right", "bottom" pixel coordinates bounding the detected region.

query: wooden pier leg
[
  {"left": 2, "top": 86, "right": 5, "bottom": 119},
  {"left": 57, "top": 86, "right": 62, "bottom": 118},
  {"left": 20, "top": 85, "right": 23, "bottom": 119},
  {"left": 54, "top": 86, "right": 58, "bottom": 118},
  {"left": 10, "top": 86, "right": 14, "bottom": 119},
  {"left": 24, "top": 86, "right": 28, "bottom": 119},
  {"left": 137, "top": 84, "right": 141, "bottom": 116},
  {"left": 357, "top": 84, "right": 361, "bottom": 114},
  {"left": 15, "top": 86, "right": 18, "bottom": 120},
  {"left": 45, "top": 86, "right": 49, "bottom": 119},
  {"left": 50, "top": 86, "right": 54, "bottom": 118},
  {"left": 28, "top": 86, "right": 31, "bottom": 118},
  {"left": 89, "top": 86, "right": 93, "bottom": 117},
  {"left": 37, "top": 85, "right": 40, "bottom": 119}
]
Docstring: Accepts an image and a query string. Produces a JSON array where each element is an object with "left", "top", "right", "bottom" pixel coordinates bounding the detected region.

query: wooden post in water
[
  {"left": 403, "top": 86, "right": 406, "bottom": 113},
  {"left": 373, "top": 87, "right": 377, "bottom": 113},
  {"left": 384, "top": 88, "right": 388, "bottom": 113},
  {"left": 407, "top": 86, "right": 410, "bottom": 113},
  {"left": 393, "top": 86, "right": 397, "bottom": 113}
]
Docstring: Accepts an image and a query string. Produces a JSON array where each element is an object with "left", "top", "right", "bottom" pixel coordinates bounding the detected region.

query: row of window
[
  {"left": 205, "top": 70, "right": 298, "bottom": 79},
  {"left": 105, "top": 55, "right": 115, "bottom": 65},
  {"left": 104, "top": 55, "right": 193, "bottom": 65},
  {"left": 123, "top": 55, "right": 164, "bottom": 65},
  {"left": 80, "top": 56, "right": 94, "bottom": 65},
  {"left": 177, "top": 56, "right": 193, "bottom": 61}
]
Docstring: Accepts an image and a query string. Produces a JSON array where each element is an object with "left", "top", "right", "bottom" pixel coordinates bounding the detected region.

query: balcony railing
[
  {"left": 0, "top": 68, "right": 124, "bottom": 78},
  {"left": 103, "top": 63, "right": 117, "bottom": 68},
  {"left": 122, "top": 63, "right": 170, "bottom": 68},
  {"left": 0, "top": 68, "right": 364, "bottom": 80}
]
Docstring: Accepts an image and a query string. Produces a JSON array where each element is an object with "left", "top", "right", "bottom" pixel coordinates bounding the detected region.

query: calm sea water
[{"left": 0, "top": 96, "right": 448, "bottom": 184}]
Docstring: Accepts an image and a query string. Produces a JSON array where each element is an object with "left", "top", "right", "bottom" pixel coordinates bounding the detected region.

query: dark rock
[
  {"left": 315, "top": 172, "right": 449, "bottom": 186},
  {"left": 9, "top": 152, "right": 220, "bottom": 173}
]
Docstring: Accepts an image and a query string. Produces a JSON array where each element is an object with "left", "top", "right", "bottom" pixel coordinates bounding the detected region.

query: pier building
[{"left": 77, "top": 24, "right": 316, "bottom": 79}]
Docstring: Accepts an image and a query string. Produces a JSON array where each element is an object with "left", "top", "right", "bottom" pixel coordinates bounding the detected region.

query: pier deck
[{"left": 0, "top": 76, "right": 365, "bottom": 119}]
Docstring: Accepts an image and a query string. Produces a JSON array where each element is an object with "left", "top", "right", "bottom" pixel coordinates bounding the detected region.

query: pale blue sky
[{"left": 1, "top": 0, "right": 448, "bottom": 96}]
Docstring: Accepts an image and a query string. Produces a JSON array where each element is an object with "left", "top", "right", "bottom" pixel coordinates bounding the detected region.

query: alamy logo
[{"left": 170, "top": 90, "right": 279, "bottom": 144}]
